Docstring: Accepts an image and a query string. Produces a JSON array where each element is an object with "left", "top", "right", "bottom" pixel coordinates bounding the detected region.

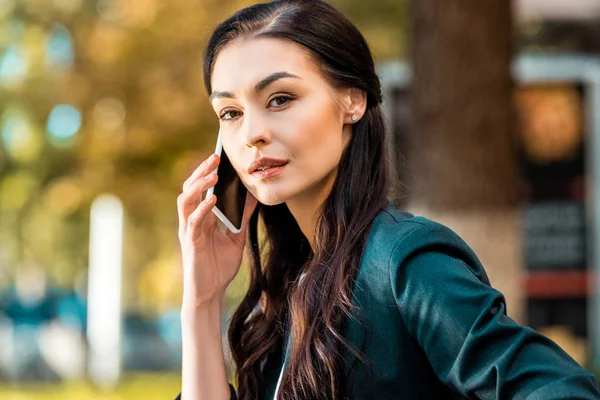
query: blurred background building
[
  {"left": 0, "top": 0, "right": 599, "bottom": 398},
  {"left": 380, "top": 0, "right": 600, "bottom": 372}
]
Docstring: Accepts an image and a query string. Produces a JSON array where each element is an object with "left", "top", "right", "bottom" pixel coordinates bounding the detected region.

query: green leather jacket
[{"left": 177, "top": 204, "right": 600, "bottom": 399}]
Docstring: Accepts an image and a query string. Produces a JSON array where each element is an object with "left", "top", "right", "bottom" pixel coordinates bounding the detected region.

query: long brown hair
[{"left": 203, "top": 1, "right": 397, "bottom": 398}]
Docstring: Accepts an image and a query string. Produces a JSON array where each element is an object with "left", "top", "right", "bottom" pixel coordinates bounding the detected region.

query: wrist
[
  {"left": 181, "top": 294, "right": 224, "bottom": 321},
  {"left": 180, "top": 301, "right": 224, "bottom": 344}
]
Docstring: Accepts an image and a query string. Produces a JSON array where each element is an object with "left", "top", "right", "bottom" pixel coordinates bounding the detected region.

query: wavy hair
[{"left": 203, "top": 1, "right": 399, "bottom": 398}]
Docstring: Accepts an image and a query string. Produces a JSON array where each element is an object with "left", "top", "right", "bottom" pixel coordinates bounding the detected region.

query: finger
[
  {"left": 182, "top": 154, "right": 220, "bottom": 192},
  {"left": 187, "top": 194, "right": 217, "bottom": 242},
  {"left": 178, "top": 174, "right": 218, "bottom": 237},
  {"left": 183, "top": 153, "right": 218, "bottom": 190},
  {"left": 226, "top": 192, "right": 258, "bottom": 243},
  {"left": 179, "top": 172, "right": 217, "bottom": 219}
]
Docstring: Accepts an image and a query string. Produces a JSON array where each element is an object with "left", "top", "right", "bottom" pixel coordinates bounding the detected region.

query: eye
[
  {"left": 268, "top": 95, "right": 294, "bottom": 108},
  {"left": 219, "top": 109, "right": 242, "bottom": 121}
]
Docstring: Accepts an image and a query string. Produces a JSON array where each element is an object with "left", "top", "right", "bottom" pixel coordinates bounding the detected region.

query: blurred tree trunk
[{"left": 408, "top": 1, "right": 524, "bottom": 321}]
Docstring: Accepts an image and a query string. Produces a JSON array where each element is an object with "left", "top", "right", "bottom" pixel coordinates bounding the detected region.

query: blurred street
[{"left": 1, "top": 0, "right": 600, "bottom": 396}]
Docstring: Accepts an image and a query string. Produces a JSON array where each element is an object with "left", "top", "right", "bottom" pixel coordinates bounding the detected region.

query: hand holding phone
[
  {"left": 205, "top": 132, "right": 250, "bottom": 233},
  {"left": 177, "top": 148, "right": 257, "bottom": 307}
]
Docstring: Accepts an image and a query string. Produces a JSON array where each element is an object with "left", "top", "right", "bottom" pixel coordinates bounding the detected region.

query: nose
[{"left": 244, "top": 113, "right": 271, "bottom": 148}]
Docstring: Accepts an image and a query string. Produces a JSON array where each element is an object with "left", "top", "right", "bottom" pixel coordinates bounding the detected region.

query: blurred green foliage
[{"left": 0, "top": 0, "right": 407, "bottom": 316}]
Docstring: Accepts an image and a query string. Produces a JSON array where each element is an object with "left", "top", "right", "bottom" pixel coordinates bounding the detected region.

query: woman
[{"left": 175, "top": 1, "right": 600, "bottom": 399}]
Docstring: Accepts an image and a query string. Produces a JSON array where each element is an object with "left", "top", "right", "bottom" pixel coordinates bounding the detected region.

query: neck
[{"left": 286, "top": 169, "right": 337, "bottom": 251}]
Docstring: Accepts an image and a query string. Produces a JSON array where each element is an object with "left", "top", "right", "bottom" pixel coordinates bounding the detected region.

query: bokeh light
[
  {"left": 86, "top": 22, "right": 127, "bottom": 64},
  {"left": 46, "top": 104, "right": 82, "bottom": 146},
  {"left": 515, "top": 84, "right": 584, "bottom": 164},
  {"left": 44, "top": 178, "right": 83, "bottom": 216},
  {"left": 0, "top": 105, "right": 43, "bottom": 164},
  {"left": 0, "top": 44, "right": 27, "bottom": 86},
  {"left": 93, "top": 97, "right": 126, "bottom": 131},
  {"left": 0, "top": 171, "right": 38, "bottom": 212},
  {"left": 45, "top": 24, "right": 74, "bottom": 72}
]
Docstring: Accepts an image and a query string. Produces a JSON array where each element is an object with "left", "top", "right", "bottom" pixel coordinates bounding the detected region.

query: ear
[{"left": 341, "top": 87, "right": 367, "bottom": 125}]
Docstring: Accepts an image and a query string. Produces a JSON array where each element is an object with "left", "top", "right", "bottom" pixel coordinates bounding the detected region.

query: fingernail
[
  {"left": 209, "top": 154, "right": 216, "bottom": 162},
  {"left": 204, "top": 194, "right": 214, "bottom": 203}
]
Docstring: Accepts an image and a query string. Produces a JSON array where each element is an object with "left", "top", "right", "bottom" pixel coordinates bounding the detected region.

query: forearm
[{"left": 181, "top": 299, "right": 231, "bottom": 400}]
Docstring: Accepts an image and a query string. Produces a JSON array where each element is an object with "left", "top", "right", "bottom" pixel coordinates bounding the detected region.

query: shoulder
[
  {"left": 367, "top": 203, "right": 490, "bottom": 286},
  {"left": 369, "top": 204, "right": 502, "bottom": 342}
]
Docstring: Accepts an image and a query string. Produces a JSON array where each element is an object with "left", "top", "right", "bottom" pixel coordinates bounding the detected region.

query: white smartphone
[{"left": 205, "top": 132, "right": 249, "bottom": 233}]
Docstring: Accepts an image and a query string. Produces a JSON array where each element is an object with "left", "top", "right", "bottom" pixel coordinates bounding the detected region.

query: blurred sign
[
  {"left": 515, "top": 83, "right": 587, "bottom": 272},
  {"left": 523, "top": 202, "right": 586, "bottom": 268},
  {"left": 378, "top": 55, "right": 600, "bottom": 361}
]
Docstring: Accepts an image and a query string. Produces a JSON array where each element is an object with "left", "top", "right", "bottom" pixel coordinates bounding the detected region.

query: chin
[
  {"left": 252, "top": 187, "right": 292, "bottom": 207},
  {"left": 255, "top": 194, "right": 286, "bottom": 207}
]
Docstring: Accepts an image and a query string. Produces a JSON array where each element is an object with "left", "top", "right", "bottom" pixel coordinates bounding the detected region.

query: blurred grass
[{"left": 0, "top": 373, "right": 181, "bottom": 400}]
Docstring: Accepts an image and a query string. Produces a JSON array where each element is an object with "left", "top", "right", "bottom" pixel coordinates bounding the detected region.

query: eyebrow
[{"left": 209, "top": 71, "right": 301, "bottom": 102}]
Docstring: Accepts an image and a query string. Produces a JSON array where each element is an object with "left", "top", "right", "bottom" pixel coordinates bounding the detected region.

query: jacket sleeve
[
  {"left": 390, "top": 222, "right": 600, "bottom": 400},
  {"left": 174, "top": 383, "right": 237, "bottom": 400}
]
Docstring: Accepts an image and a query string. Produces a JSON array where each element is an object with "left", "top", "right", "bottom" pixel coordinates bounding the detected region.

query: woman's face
[{"left": 210, "top": 37, "right": 352, "bottom": 206}]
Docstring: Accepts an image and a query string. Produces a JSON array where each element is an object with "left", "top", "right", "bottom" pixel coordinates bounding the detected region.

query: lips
[
  {"left": 248, "top": 157, "right": 288, "bottom": 174},
  {"left": 248, "top": 157, "right": 288, "bottom": 180},
  {"left": 251, "top": 165, "right": 287, "bottom": 180}
]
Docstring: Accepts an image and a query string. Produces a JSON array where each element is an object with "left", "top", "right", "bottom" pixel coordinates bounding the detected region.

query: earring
[{"left": 351, "top": 115, "right": 358, "bottom": 122}]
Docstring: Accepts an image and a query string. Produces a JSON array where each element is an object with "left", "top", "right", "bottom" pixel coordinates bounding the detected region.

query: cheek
[
  {"left": 285, "top": 97, "right": 342, "bottom": 150},
  {"left": 297, "top": 114, "right": 344, "bottom": 158}
]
